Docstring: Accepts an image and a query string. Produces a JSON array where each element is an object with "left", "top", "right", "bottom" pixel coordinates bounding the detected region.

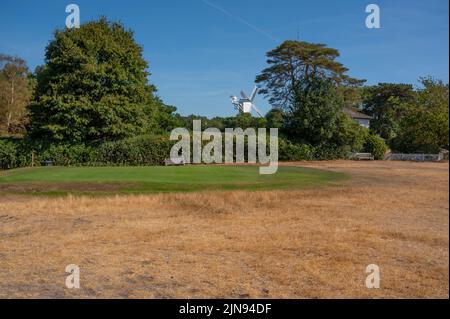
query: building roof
[{"left": 343, "top": 107, "right": 372, "bottom": 120}]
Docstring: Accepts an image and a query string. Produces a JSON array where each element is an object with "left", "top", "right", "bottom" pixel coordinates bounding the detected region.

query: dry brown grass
[{"left": 0, "top": 161, "right": 448, "bottom": 298}]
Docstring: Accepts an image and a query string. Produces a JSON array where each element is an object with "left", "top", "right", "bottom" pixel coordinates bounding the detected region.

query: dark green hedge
[
  {"left": 93, "top": 135, "right": 172, "bottom": 166},
  {"left": 1, "top": 132, "right": 383, "bottom": 170},
  {"left": 0, "top": 135, "right": 173, "bottom": 169},
  {"left": 0, "top": 140, "right": 17, "bottom": 169},
  {"left": 278, "top": 139, "right": 314, "bottom": 161}
]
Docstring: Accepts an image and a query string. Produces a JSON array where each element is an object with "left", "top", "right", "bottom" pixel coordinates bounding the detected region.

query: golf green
[{"left": 0, "top": 165, "right": 348, "bottom": 195}]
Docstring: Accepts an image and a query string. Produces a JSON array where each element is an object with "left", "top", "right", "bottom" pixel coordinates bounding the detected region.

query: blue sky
[{"left": 0, "top": 0, "right": 448, "bottom": 117}]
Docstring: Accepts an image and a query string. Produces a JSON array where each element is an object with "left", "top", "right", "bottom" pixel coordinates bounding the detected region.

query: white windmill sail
[
  {"left": 251, "top": 103, "right": 263, "bottom": 117},
  {"left": 230, "top": 86, "right": 263, "bottom": 117},
  {"left": 249, "top": 86, "right": 258, "bottom": 101}
]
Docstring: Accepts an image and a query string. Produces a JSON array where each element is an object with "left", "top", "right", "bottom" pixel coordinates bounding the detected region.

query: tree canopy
[
  {"left": 0, "top": 54, "right": 33, "bottom": 134},
  {"left": 265, "top": 108, "right": 284, "bottom": 129},
  {"left": 391, "top": 78, "right": 449, "bottom": 153},
  {"left": 362, "top": 83, "right": 415, "bottom": 139},
  {"left": 255, "top": 40, "right": 365, "bottom": 109},
  {"left": 283, "top": 77, "right": 343, "bottom": 145},
  {"left": 28, "top": 18, "right": 166, "bottom": 143},
  {"left": 255, "top": 40, "right": 367, "bottom": 155}
]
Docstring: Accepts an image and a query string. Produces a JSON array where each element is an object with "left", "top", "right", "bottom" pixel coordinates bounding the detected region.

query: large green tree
[
  {"left": 283, "top": 77, "right": 353, "bottom": 146},
  {"left": 256, "top": 41, "right": 365, "bottom": 151},
  {"left": 362, "top": 83, "right": 415, "bottom": 139},
  {"left": 28, "top": 18, "right": 166, "bottom": 143},
  {"left": 255, "top": 40, "right": 365, "bottom": 109},
  {"left": 391, "top": 78, "right": 449, "bottom": 153}
]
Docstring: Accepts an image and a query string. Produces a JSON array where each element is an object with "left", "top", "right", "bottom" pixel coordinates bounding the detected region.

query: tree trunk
[
  {"left": 6, "top": 111, "right": 12, "bottom": 132},
  {"left": 7, "top": 79, "right": 14, "bottom": 132}
]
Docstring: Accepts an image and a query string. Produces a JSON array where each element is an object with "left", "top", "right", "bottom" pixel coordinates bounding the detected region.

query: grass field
[
  {"left": 0, "top": 161, "right": 448, "bottom": 298},
  {"left": 0, "top": 165, "right": 346, "bottom": 195}
]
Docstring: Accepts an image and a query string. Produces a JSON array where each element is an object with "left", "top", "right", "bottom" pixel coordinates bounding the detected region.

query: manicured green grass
[{"left": 0, "top": 165, "right": 348, "bottom": 196}]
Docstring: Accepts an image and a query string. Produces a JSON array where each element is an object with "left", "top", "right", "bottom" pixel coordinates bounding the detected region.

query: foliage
[
  {"left": 175, "top": 113, "right": 268, "bottom": 131},
  {"left": 0, "top": 137, "right": 35, "bottom": 169},
  {"left": 255, "top": 40, "right": 365, "bottom": 109},
  {"left": 0, "top": 139, "right": 17, "bottom": 169},
  {"left": 363, "top": 134, "right": 389, "bottom": 160},
  {"left": 362, "top": 83, "right": 415, "bottom": 139},
  {"left": 255, "top": 41, "right": 367, "bottom": 158},
  {"left": 0, "top": 54, "right": 33, "bottom": 135},
  {"left": 278, "top": 139, "right": 314, "bottom": 161},
  {"left": 283, "top": 77, "right": 345, "bottom": 145},
  {"left": 313, "top": 145, "right": 347, "bottom": 160},
  {"left": 93, "top": 135, "right": 173, "bottom": 166},
  {"left": 40, "top": 144, "right": 95, "bottom": 166},
  {"left": 27, "top": 18, "right": 166, "bottom": 143},
  {"left": 390, "top": 78, "right": 449, "bottom": 153},
  {"left": 265, "top": 108, "right": 284, "bottom": 129},
  {"left": 325, "top": 112, "right": 368, "bottom": 156},
  {"left": 234, "top": 113, "right": 267, "bottom": 129},
  {"left": 336, "top": 86, "right": 363, "bottom": 109},
  {"left": 153, "top": 104, "right": 184, "bottom": 134}
]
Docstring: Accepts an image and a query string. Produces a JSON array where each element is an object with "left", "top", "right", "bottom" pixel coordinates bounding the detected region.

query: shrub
[
  {"left": 328, "top": 114, "right": 368, "bottom": 155},
  {"left": 2, "top": 130, "right": 386, "bottom": 169},
  {"left": 39, "top": 144, "right": 95, "bottom": 166},
  {"left": 313, "top": 144, "right": 348, "bottom": 160},
  {"left": 363, "top": 134, "right": 389, "bottom": 160},
  {"left": 1, "top": 136, "right": 173, "bottom": 169},
  {"left": 390, "top": 109, "right": 449, "bottom": 154},
  {"left": 0, "top": 140, "right": 17, "bottom": 169},
  {"left": 279, "top": 139, "right": 315, "bottom": 161},
  {"left": 93, "top": 135, "right": 172, "bottom": 166}
]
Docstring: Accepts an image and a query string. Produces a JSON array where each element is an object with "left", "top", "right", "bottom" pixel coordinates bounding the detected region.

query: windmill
[{"left": 230, "top": 86, "right": 263, "bottom": 117}]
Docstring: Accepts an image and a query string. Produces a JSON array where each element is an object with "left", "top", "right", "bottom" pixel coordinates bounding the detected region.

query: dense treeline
[
  {"left": 361, "top": 78, "right": 449, "bottom": 153},
  {"left": 0, "top": 19, "right": 448, "bottom": 169}
]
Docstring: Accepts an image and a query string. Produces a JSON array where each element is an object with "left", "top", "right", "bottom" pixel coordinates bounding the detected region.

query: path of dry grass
[{"left": 0, "top": 161, "right": 448, "bottom": 298}]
